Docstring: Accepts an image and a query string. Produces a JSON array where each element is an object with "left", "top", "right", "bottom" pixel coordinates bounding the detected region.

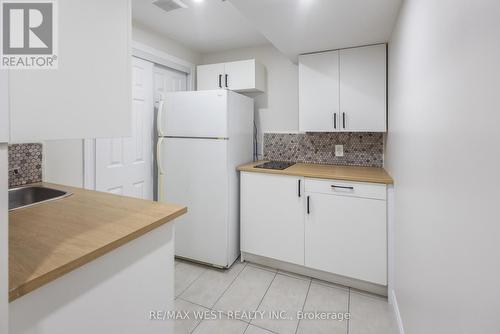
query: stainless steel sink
[{"left": 9, "top": 186, "right": 72, "bottom": 211}]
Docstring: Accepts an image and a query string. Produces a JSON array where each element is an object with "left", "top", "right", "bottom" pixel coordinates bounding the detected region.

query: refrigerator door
[
  {"left": 160, "top": 137, "right": 229, "bottom": 267},
  {"left": 161, "top": 90, "right": 228, "bottom": 138}
]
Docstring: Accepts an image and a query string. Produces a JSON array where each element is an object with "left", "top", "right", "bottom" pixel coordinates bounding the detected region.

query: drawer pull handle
[
  {"left": 298, "top": 179, "right": 301, "bottom": 197},
  {"left": 331, "top": 185, "right": 354, "bottom": 190},
  {"left": 307, "top": 196, "right": 310, "bottom": 214}
]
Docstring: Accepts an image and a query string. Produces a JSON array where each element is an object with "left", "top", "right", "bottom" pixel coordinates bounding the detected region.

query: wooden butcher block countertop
[
  {"left": 237, "top": 161, "right": 393, "bottom": 184},
  {"left": 9, "top": 183, "right": 187, "bottom": 302}
]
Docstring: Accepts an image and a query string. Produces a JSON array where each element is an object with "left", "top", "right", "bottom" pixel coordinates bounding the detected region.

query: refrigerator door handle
[
  {"left": 157, "top": 137, "right": 165, "bottom": 201},
  {"left": 157, "top": 96, "right": 165, "bottom": 137}
]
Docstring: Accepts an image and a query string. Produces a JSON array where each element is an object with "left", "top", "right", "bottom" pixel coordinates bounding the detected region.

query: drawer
[{"left": 305, "top": 178, "right": 386, "bottom": 200}]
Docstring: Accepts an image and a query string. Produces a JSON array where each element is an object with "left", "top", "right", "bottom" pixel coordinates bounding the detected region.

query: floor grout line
[
  {"left": 189, "top": 314, "right": 203, "bottom": 334},
  {"left": 188, "top": 262, "right": 248, "bottom": 333},
  {"left": 294, "top": 278, "right": 312, "bottom": 334},
  {"left": 248, "top": 270, "right": 278, "bottom": 329},
  {"left": 210, "top": 262, "right": 248, "bottom": 309},
  {"left": 248, "top": 323, "right": 281, "bottom": 334},
  {"left": 253, "top": 271, "right": 278, "bottom": 313},
  {"left": 176, "top": 263, "right": 209, "bottom": 298},
  {"left": 177, "top": 296, "right": 211, "bottom": 311}
]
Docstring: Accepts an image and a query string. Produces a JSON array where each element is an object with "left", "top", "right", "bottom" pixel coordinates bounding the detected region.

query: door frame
[{"left": 83, "top": 43, "right": 195, "bottom": 190}]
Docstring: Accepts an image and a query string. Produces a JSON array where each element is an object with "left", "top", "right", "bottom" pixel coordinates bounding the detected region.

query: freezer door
[
  {"left": 162, "top": 90, "right": 228, "bottom": 138},
  {"left": 160, "top": 137, "right": 229, "bottom": 267}
]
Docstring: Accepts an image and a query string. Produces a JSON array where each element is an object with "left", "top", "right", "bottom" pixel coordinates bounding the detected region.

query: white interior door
[
  {"left": 153, "top": 65, "right": 188, "bottom": 106},
  {"left": 153, "top": 65, "right": 188, "bottom": 200},
  {"left": 95, "top": 57, "right": 154, "bottom": 199}
]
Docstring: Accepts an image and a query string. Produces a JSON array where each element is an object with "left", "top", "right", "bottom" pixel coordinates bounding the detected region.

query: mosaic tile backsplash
[
  {"left": 263, "top": 132, "right": 384, "bottom": 167},
  {"left": 8, "top": 143, "right": 43, "bottom": 188}
]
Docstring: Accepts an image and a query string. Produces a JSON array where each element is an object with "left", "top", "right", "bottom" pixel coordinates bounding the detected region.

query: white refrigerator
[{"left": 157, "top": 90, "right": 254, "bottom": 268}]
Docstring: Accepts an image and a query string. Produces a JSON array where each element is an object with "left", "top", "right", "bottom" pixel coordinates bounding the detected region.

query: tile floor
[{"left": 174, "top": 259, "right": 398, "bottom": 334}]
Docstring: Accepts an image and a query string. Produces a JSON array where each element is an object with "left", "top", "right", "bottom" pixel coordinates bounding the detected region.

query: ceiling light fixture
[{"left": 152, "top": 0, "right": 188, "bottom": 13}]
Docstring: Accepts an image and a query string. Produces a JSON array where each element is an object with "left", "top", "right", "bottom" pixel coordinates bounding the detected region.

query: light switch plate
[{"left": 335, "top": 145, "right": 344, "bottom": 157}]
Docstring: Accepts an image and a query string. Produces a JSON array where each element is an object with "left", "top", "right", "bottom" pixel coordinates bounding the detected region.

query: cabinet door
[
  {"left": 299, "top": 51, "right": 339, "bottom": 132},
  {"left": 9, "top": 0, "right": 132, "bottom": 141},
  {"left": 339, "top": 44, "right": 387, "bottom": 132},
  {"left": 224, "top": 60, "right": 255, "bottom": 91},
  {"left": 241, "top": 172, "right": 304, "bottom": 265},
  {"left": 197, "top": 63, "right": 225, "bottom": 90},
  {"left": 305, "top": 193, "right": 387, "bottom": 285},
  {"left": 0, "top": 71, "right": 8, "bottom": 142}
]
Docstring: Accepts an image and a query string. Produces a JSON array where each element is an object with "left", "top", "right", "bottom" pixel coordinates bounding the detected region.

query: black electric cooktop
[{"left": 254, "top": 161, "right": 296, "bottom": 170}]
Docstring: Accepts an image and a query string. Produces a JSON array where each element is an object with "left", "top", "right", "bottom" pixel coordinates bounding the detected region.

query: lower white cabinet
[
  {"left": 304, "top": 179, "right": 387, "bottom": 285},
  {"left": 240, "top": 172, "right": 304, "bottom": 265},
  {"left": 240, "top": 172, "right": 387, "bottom": 285}
]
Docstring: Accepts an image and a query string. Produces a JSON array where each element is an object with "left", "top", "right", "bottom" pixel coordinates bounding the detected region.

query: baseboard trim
[
  {"left": 242, "top": 252, "right": 387, "bottom": 296},
  {"left": 389, "top": 289, "right": 405, "bottom": 334}
]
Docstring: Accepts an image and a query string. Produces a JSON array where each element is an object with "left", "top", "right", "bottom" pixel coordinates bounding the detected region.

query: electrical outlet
[{"left": 335, "top": 145, "right": 344, "bottom": 157}]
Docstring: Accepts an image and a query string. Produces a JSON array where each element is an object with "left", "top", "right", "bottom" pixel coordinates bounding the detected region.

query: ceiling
[
  {"left": 132, "top": 0, "right": 401, "bottom": 60},
  {"left": 229, "top": 0, "right": 402, "bottom": 61},
  {"left": 131, "top": 0, "right": 269, "bottom": 54}
]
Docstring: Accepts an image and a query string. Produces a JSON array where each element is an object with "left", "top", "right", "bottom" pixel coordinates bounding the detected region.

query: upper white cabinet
[
  {"left": 0, "top": 71, "right": 8, "bottom": 142},
  {"left": 339, "top": 45, "right": 387, "bottom": 132},
  {"left": 240, "top": 172, "right": 304, "bottom": 265},
  {"left": 8, "top": 0, "right": 132, "bottom": 141},
  {"left": 299, "top": 44, "right": 387, "bottom": 132},
  {"left": 197, "top": 63, "right": 225, "bottom": 91},
  {"left": 299, "top": 51, "right": 340, "bottom": 132},
  {"left": 197, "top": 59, "right": 266, "bottom": 93}
]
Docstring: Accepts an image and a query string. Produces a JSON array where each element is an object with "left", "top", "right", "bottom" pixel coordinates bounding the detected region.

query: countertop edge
[
  {"left": 237, "top": 162, "right": 394, "bottom": 185},
  {"left": 9, "top": 206, "right": 187, "bottom": 302}
]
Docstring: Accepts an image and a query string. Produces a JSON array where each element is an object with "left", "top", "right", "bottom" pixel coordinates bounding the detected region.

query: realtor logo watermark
[{"left": 1, "top": 0, "right": 58, "bottom": 69}]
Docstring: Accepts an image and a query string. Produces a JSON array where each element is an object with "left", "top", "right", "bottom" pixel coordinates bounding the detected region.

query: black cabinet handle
[
  {"left": 218, "top": 74, "right": 222, "bottom": 88},
  {"left": 333, "top": 113, "right": 337, "bottom": 129},
  {"left": 307, "top": 196, "right": 310, "bottom": 214},
  {"left": 298, "top": 179, "right": 301, "bottom": 197},
  {"left": 342, "top": 112, "right": 346, "bottom": 129},
  {"left": 225, "top": 74, "right": 228, "bottom": 88},
  {"left": 331, "top": 185, "right": 354, "bottom": 190}
]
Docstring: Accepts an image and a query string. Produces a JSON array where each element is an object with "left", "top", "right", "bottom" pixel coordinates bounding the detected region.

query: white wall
[
  {"left": 0, "top": 144, "right": 8, "bottom": 334},
  {"left": 386, "top": 1, "right": 500, "bottom": 333},
  {"left": 43, "top": 140, "right": 84, "bottom": 188},
  {"left": 132, "top": 22, "right": 202, "bottom": 65},
  {"left": 202, "top": 44, "right": 299, "bottom": 157}
]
